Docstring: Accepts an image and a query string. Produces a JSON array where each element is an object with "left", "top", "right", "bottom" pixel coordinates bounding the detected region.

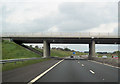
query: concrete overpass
[{"left": 2, "top": 32, "right": 120, "bottom": 59}]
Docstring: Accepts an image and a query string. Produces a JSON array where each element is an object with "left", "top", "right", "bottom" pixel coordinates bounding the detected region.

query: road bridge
[{"left": 2, "top": 32, "right": 120, "bottom": 59}]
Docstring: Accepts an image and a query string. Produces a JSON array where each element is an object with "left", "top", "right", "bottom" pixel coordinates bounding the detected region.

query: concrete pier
[
  {"left": 88, "top": 43, "right": 92, "bottom": 60},
  {"left": 43, "top": 40, "right": 50, "bottom": 58},
  {"left": 88, "top": 39, "right": 95, "bottom": 60}
]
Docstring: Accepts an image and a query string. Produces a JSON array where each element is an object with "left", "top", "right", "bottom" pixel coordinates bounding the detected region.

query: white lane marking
[
  {"left": 81, "top": 64, "right": 84, "bottom": 67},
  {"left": 102, "top": 79, "right": 105, "bottom": 80},
  {"left": 103, "top": 63, "right": 119, "bottom": 68},
  {"left": 88, "top": 60, "right": 120, "bottom": 69},
  {"left": 88, "top": 60, "right": 102, "bottom": 64},
  {"left": 78, "top": 62, "right": 80, "bottom": 63},
  {"left": 28, "top": 59, "right": 64, "bottom": 84},
  {"left": 89, "top": 70, "right": 95, "bottom": 74}
]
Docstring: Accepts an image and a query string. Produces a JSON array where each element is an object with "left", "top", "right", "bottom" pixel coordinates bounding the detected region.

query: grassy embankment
[{"left": 2, "top": 40, "right": 42, "bottom": 59}]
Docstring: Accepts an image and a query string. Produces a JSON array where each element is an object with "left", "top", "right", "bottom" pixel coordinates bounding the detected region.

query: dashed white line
[
  {"left": 89, "top": 70, "right": 95, "bottom": 74},
  {"left": 28, "top": 59, "right": 64, "bottom": 84},
  {"left": 81, "top": 64, "right": 84, "bottom": 67}
]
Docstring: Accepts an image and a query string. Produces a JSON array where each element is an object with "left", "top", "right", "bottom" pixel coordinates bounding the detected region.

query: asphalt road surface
[
  {"left": 35, "top": 59, "right": 119, "bottom": 82},
  {"left": 2, "top": 57, "right": 119, "bottom": 83}
]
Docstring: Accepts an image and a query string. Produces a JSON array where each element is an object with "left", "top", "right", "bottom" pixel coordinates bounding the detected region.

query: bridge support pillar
[
  {"left": 43, "top": 40, "right": 50, "bottom": 58},
  {"left": 88, "top": 40, "right": 95, "bottom": 60}
]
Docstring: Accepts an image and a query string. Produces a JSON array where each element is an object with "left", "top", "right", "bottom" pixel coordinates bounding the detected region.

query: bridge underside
[{"left": 8, "top": 37, "right": 120, "bottom": 44}]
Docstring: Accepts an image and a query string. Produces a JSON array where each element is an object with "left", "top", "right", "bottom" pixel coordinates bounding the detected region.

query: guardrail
[
  {"left": 0, "top": 57, "right": 41, "bottom": 64},
  {"left": 1, "top": 32, "right": 119, "bottom": 38}
]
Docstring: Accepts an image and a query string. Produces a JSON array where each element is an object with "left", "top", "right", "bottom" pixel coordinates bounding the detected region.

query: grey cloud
[
  {"left": 2, "top": 2, "right": 117, "bottom": 32},
  {"left": 113, "top": 27, "right": 118, "bottom": 34},
  {"left": 57, "top": 2, "right": 117, "bottom": 32},
  {"left": 3, "top": 21, "right": 48, "bottom": 32}
]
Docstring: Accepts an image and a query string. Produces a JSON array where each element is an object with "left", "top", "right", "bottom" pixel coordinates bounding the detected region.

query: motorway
[
  {"left": 2, "top": 56, "right": 119, "bottom": 83},
  {"left": 35, "top": 59, "right": 119, "bottom": 82}
]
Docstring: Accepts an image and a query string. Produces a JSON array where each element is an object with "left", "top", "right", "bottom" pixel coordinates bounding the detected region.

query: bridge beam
[
  {"left": 43, "top": 40, "right": 50, "bottom": 58},
  {"left": 88, "top": 39, "right": 95, "bottom": 60},
  {"left": 2, "top": 38, "right": 13, "bottom": 42}
]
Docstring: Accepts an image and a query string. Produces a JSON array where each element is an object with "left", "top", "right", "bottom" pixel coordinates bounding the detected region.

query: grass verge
[{"left": 51, "top": 49, "right": 72, "bottom": 57}]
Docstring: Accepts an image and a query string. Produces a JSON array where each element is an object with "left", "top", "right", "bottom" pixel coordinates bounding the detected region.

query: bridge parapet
[{"left": 1, "top": 32, "right": 119, "bottom": 38}]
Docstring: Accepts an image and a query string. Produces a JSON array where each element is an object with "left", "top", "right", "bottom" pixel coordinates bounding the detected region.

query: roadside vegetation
[
  {"left": 34, "top": 47, "right": 85, "bottom": 57},
  {"left": 51, "top": 49, "right": 72, "bottom": 57},
  {"left": 2, "top": 40, "right": 41, "bottom": 59}
]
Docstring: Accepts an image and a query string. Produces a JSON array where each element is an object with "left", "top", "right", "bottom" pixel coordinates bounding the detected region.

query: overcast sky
[{"left": 0, "top": 0, "right": 119, "bottom": 52}]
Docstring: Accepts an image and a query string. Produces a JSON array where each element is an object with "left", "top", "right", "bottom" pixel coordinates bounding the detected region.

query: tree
[
  {"left": 35, "top": 45, "right": 39, "bottom": 49},
  {"left": 30, "top": 45, "right": 32, "bottom": 48},
  {"left": 64, "top": 48, "right": 71, "bottom": 51}
]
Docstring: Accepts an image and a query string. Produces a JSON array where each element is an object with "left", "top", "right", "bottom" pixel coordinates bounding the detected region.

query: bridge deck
[{"left": 2, "top": 32, "right": 120, "bottom": 44}]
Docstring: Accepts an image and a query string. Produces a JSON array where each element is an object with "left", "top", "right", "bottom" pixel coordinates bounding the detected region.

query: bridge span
[{"left": 2, "top": 32, "right": 120, "bottom": 59}]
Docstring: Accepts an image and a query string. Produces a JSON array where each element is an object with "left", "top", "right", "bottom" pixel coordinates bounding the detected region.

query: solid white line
[
  {"left": 89, "top": 70, "right": 95, "bottom": 74},
  {"left": 28, "top": 59, "right": 64, "bottom": 84},
  {"left": 88, "top": 60, "right": 102, "bottom": 64},
  {"left": 88, "top": 60, "right": 120, "bottom": 69}
]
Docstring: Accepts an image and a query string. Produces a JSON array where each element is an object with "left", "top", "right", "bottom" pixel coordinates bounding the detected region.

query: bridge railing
[{"left": 1, "top": 32, "right": 118, "bottom": 38}]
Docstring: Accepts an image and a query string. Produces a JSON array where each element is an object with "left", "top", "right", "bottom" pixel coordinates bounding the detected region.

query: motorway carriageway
[
  {"left": 28, "top": 57, "right": 119, "bottom": 83},
  {"left": 2, "top": 56, "right": 119, "bottom": 83}
]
